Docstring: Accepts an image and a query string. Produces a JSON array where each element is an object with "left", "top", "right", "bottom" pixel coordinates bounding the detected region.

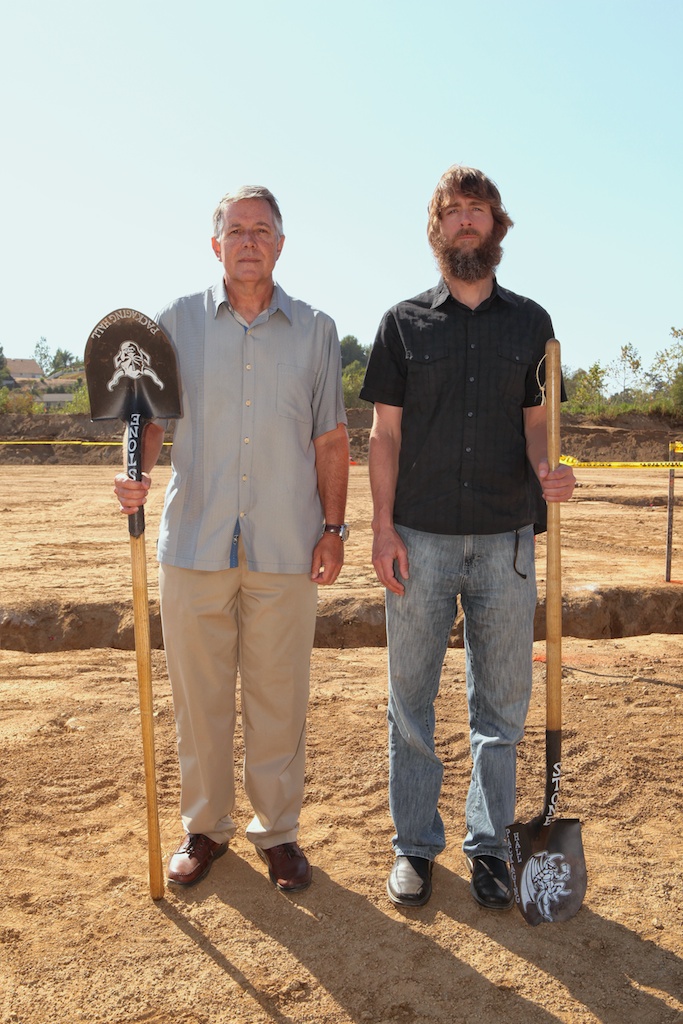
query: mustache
[{"left": 455, "top": 229, "right": 481, "bottom": 239}]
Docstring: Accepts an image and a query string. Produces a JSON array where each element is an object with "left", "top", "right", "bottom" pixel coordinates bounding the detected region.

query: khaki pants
[{"left": 159, "top": 545, "right": 318, "bottom": 848}]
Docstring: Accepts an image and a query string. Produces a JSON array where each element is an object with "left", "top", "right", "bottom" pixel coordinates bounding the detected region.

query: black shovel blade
[
  {"left": 84, "top": 308, "right": 181, "bottom": 422},
  {"left": 506, "top": 819, "right": 587, "bottom": 926}
]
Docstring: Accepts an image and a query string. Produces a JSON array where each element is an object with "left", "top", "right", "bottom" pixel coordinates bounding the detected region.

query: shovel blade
[
  {"left": 506, "top": 819, "right": 587, "bottom": 926},
  {"left": 85, "top": 308, "right": 181, "bottom": 422}
]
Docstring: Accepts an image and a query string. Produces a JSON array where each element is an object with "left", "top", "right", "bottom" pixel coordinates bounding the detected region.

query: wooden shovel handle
[
  {"left": 130, "top": 532, "right": 164, "bottom": 899},
  {"left": 545, "top": 339, "right": 563, "bottom": 733}
]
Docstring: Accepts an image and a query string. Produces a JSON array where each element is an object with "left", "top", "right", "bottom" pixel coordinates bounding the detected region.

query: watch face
[{"left": 326, "top": 524, "right": 349, "bottom": 541}]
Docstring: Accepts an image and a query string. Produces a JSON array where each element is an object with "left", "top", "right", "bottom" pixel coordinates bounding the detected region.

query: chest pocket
[
  {"left": 404, "top": 341, "right": 452, "bottom": 397},
  {"left": 276, "top": 363, "right": 315, "bottom": 423},
  {"left": 496, "top": 346, "right": 536, "bottom": 404}
]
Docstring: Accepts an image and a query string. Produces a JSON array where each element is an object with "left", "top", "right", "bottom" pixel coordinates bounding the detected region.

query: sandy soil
[{"left": 2, "top": 426, "right": 683, "bottom": 1023}]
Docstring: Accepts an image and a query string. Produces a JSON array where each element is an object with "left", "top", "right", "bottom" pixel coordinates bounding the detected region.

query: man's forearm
[
  {"left": 368, "top": 429, "right": 400, "bottom": 531},
  {"left": 314, "top": 424, "right": 349, "bottom": 522},
  {"left": 142, "top": 422, "right": 166, "bottom": 474}
]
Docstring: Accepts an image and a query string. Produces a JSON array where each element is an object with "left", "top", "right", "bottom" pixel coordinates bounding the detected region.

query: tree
[
  {"left": 566, "top": 362, "right": 607, "bottom": 415},
  {"left": 560, "top": 364, "right": 585, "bottom": 404},
  {"left": 648, "top": 328, "right": 683, "bottom": 394},
  {"left": 51, "top": 348, "right": 77, "bottom": 373},
  {"left": 61, "top": 384, "right": 90, "bottom": 414},
  {"left": 671, "top": 365, "right": 683, "bottom": 412},
  {"left": 342, "top": 360, "right": 370, "bottom": 408},
  {"left": 0, "top": 387, "right": 42, "bottom": 414},
  {"left": 608, "top": 343, "right": 642, "bottom": 402},
  {"left": 0, "top": 344, "right": 7, "bottom": 380},
  {"left": 340, "top": 335, "right": 369, "bottom": 369},
  {"left": 34, "top": 337, "right": 51, "bottom": 374}
]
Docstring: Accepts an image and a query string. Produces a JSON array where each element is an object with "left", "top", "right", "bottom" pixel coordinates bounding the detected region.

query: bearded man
[{"left": 360, "top": 165, "right": 575, "bottom": 911}]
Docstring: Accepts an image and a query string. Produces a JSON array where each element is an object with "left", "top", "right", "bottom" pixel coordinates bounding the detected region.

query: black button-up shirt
[{"left": 360, "top": 278, "right": 556, "bottom": 535}]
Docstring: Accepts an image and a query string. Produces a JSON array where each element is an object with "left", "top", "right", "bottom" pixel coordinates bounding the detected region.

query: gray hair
[{"left": 212, "top": 186, "right": 284, "bottom": 239}]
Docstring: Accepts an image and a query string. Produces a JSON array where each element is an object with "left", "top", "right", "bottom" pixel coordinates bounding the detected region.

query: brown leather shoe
[
  {"left": 257, "top": 842, "right": 312, "bottom": 891},
  {"left": 167, "top": 833, "right": 228, "bottom": 886}
]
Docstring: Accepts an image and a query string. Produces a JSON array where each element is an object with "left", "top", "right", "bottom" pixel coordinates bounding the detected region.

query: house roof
[
  {"left": 6, "top": 359, "right": 44, "bottom": 378},
  {"left": 42, "top": 393, "right": 75, "bottom": 405}
]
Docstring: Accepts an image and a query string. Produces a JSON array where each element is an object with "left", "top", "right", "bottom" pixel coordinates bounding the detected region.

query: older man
[
  {"left": 115, "top": 186, "right": 349, "bottom": 891},
  {"left": 360, "top": 165, "right": 575, "bottom": 910}
]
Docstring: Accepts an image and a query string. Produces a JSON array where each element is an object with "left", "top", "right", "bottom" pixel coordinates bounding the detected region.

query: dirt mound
[
  {"left": 0, "top": 414, "right": 173, "bottom": 465},
  {"left": 561, "top": 412, "right": 683, "bottom": 463},
  {"left": 4, "top": 410, "right": 683, "bottom": 466},
  {"left": 5, "top": 583, "right": 683, "bottom": 654}
]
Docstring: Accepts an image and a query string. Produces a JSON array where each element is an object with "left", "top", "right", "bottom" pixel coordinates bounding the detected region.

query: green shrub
[{"left": 342, "top": 360, "right": 371, "bottom": 409}]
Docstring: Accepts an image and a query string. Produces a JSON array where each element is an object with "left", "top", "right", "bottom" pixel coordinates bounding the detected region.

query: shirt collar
[
  {"left": 211, "top": 279, "right": 293, "bottom": 324},
  {"left": 431, "top": 276, "right": 518, "bottom": 312}
]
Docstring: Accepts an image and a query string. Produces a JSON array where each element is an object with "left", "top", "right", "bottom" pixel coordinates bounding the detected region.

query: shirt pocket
[
  {"left": 276, "top": 363, "right": 315, "bottom": 423},
  {"left": 496, "top": 346, "right": 535, "bottom": 404},
  {"left": 404, "top": 342, "right": 452, "bottom": 397}
]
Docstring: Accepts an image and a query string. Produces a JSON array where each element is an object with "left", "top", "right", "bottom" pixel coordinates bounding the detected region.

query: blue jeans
[{"left": 386, "top": 524, "right": 536, "bottom": 862}]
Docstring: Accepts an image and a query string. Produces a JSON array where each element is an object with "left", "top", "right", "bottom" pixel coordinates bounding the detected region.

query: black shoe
[
  {"left": 387, "top": 856, "right": 433, "bottom": 907},
  {"left": 467, "top": 855, "right": 514, "bottom": 910}
]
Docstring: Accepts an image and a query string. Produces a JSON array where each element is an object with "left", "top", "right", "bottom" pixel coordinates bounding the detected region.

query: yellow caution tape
[
  {"left": 0, "top": 439, "right": 172, "bottom": 446},
  {"left": 0, "top": 442, "right": 679, "bottom": 467},
  {"left": 561, "top": 455, "right": 682, "bottom": 469}
]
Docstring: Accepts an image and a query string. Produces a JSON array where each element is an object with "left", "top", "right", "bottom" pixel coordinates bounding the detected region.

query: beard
[{"left": 432, "top": 229, "right": 503, "bottom": 283}]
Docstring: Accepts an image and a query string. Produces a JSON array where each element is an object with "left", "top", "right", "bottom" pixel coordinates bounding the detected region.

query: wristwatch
[{"left": 323, "top": 523, "right": 350, "bottom": 541}]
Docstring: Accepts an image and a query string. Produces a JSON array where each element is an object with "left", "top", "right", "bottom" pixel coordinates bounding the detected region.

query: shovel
[
  {"left": 506, "top": 338, "right": 587, "bottom": 925},
  {"left": 85, "top": 308, "right": 181, "bottom": 900}
]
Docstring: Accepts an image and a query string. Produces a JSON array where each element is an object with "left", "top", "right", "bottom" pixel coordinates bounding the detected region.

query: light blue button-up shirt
[{"left": 155, "top": 280, "right": 346, "bottom": 574}]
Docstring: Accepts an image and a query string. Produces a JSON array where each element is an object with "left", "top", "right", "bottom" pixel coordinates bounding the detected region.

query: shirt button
[
  {"left": 242, "top": 474, "right": 247, "bottom": 481},
  {"left": 469, "top": 376, "right": 474, "bottom": 382},
  {"left": 424, "top": 354, "right": 430, "bottom": 360},
  {"left": 470, "top": 344, "right": 475, "bottom": 349},
  {"left": 246, "top": 364, "right": 252, "bottom": 370},
  {"left": 244, "top": 437, "right": 250, "bottom": 443},
  {"left": 463, "top": 481, "right": 469, "bottom": 487},
  {"left": 245, "top": 399, "right": 251, "bottom": 406},
  {"left": 240, "top": 511, "right": 246, "bottom": 517},
  {"left": 467, "top": 411, "right": 473, "bottom": 417},
  {"left": 465, "top": 446, "right": 472, "bottom": 453}
]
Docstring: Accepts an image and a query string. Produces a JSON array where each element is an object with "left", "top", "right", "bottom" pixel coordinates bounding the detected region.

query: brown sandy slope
[{"left": 1, "top": 419, "right": 683, "bottom": 1023}]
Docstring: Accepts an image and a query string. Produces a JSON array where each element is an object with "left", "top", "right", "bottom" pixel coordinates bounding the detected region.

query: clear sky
[{"left": 2, "top": 0, "right": 681, "bottom": 376}]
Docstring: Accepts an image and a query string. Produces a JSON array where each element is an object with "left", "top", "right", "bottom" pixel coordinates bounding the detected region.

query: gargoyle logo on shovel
[
  {"left": 107, "top": 341, "right": 165, "bottom": 392},
  {"left": 520, "top": 850, "right": 573, "bottom": 922}
]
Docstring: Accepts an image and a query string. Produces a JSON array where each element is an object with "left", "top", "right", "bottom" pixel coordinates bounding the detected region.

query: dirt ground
[{"left": 1, "top": 417, "right": 683, "bottom": 1023}]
